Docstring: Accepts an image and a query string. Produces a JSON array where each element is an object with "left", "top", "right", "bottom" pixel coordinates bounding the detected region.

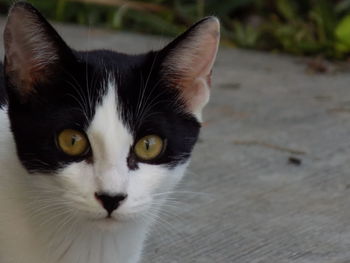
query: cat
[{"left": 0, "top": 2, "right": 219, "bottom": 263}]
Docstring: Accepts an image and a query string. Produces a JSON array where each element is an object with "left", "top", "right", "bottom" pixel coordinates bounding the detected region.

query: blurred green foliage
[{"left": 0, "top": 0, "right": 349, "bottom": 59}]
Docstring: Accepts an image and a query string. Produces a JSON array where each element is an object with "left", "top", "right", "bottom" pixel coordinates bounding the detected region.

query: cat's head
[{"left": 3, "top": 2, "right": 219, "bottom": 228}]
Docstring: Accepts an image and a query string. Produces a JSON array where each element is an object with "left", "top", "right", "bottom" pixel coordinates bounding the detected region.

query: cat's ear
[
  {"left": 3, "top": 2, "right": 73, "bottom": 102},
  {"left": 160, "top": 17, "right": 220, "bottom": 121}
]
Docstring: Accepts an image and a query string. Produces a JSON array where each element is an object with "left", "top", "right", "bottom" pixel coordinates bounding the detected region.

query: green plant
[{"left": 0, "top": 0, "right": 349, "bottom": 59}]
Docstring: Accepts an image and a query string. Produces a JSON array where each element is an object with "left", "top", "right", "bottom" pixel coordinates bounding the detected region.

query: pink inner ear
[
  {"left": 163, "top": 18, "right": 220, "bottom": 118},
  {"left": 6, "top": 47, "right": 45, "bottom": 95},
  {"left": 4, "top": 6, "right": 59, "bottom": 97},
  {"left": 186, "top": 31, "right": 220, "bottom": 80},
  {"left": 180, "top": 78, "right": 210, "bottom": 116}
]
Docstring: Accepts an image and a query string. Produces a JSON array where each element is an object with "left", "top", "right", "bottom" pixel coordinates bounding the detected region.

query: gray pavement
[{"left": 1, "top": 19, "right": 350, "bottom": 262}]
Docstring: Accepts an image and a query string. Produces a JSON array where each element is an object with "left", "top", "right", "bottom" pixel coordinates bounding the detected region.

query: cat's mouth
[
  {"left": 101, "top": 217, "right": 119, "bottom": 224},
  {"left": 95, "top": 215, "right": 118, "bottom": 222},
  {"left": 87, "top": 215, "right": 123, "bottom": 230}
]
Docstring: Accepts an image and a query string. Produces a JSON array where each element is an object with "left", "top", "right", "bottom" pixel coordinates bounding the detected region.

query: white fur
[{"left": 0, "top": 79, "right": 188, "bottom": 263}]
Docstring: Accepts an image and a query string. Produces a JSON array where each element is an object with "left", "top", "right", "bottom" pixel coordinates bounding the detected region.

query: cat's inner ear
[
  {"left": 161, "top": 17, "right": 220, "bottom": 121},
  {"left": 4, "top": 2, "right": 71, "bottom": 100}
]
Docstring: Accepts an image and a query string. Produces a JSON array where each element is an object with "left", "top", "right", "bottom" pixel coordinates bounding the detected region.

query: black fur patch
[{"left": 3, "top": 3, "right": 201, "bottom": 174}]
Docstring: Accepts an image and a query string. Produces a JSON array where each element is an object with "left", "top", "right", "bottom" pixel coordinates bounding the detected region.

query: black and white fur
[{"left": 0, "top": 2, "right": 220, "bottom": 263}]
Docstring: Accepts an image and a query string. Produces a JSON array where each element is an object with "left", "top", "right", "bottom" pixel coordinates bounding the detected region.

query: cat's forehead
[
  {"left": 76, "top": 50, "right": 151, "bottom": 73},
  {"left": 87, "top": 80, "right": 132, "bottom": 166},
  {"left": 73, "top": 49, "right": 158, "bottom": 104}
]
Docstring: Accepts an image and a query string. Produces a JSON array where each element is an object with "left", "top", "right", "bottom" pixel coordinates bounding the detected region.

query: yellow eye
[
  {"left": 134, "top": 135, "right": 164, "bottom": 161},
  {"left": 57, "top": 129, "right": 90, "bottom": 156}
]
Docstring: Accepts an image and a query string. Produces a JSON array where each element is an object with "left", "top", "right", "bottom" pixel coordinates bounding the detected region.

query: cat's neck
[
  {"left": 0, "top": 209, "right": 147, "bottom": 263},
  {"left": 40, "top": 219, "right": 147, "bottom": 263},
  {"left": 0, "top": 184, "right": 148, "bottom": 263}
]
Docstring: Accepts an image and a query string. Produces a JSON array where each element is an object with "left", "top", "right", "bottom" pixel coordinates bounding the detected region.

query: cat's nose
[{"left": 94, "top": 192, "right": 127, "bottom": 215}]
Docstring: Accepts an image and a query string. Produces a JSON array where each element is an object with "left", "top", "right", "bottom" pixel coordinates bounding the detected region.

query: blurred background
[{"left": 0, "top": 0, "right": 349, "bottom": 60}]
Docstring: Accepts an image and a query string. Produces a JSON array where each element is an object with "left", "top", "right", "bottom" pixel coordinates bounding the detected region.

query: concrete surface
[{"left": 1, "top": 19, "right": 350, "bottom": 262}]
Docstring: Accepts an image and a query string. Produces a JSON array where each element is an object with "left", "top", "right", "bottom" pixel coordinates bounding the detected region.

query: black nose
[{"left": 94, "top": 192, "right": 127, "bottom": 215}]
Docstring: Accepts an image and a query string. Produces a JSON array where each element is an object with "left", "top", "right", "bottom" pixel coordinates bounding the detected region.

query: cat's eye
[
  {"left": 134, "top": 135, "right": 164, "bottom": 161},
  {"left": 57, "top": 129, "right": 90, "bottom": 156}
]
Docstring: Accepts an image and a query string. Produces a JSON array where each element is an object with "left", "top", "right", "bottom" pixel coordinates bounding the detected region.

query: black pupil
[
  {"left": 71, "top": 135, "right": 78, "bottom": 146},
  {"left": 145, "top": 139, "right": 150, "bottom": 150}
]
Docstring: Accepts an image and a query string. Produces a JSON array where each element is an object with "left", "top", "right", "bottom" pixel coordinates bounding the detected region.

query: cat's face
[{"left": 3, "top": 3, "right": 219, "bottom": 229}]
